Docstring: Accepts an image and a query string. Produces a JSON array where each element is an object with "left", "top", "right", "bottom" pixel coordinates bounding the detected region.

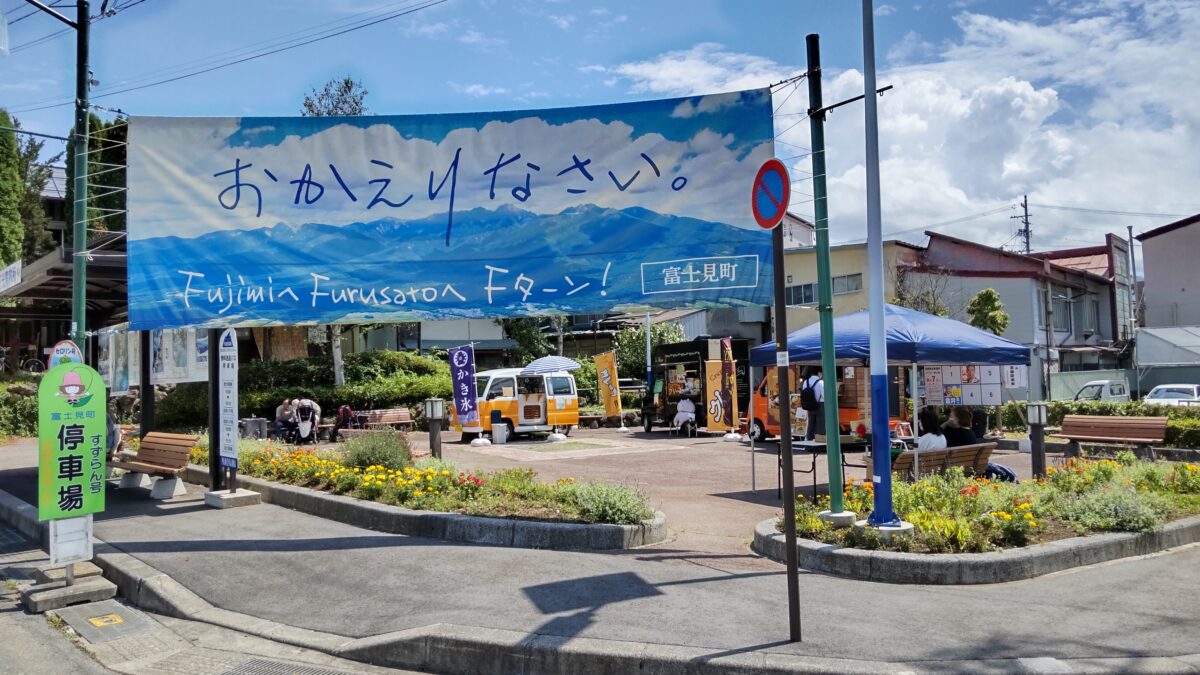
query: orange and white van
[
  {"left": 450, "top": 368, "right": 579, "bottom": 437},
  {"left": 744, "top": 366, "right": 859, "bottom": 441}
]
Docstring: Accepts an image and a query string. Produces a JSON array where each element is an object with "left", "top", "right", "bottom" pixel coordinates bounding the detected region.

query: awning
[{"left": 1136, "top": 326, "right": 1200, "bottom": 367}]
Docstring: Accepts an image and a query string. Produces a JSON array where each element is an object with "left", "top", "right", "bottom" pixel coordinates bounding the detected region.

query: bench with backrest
[
  {"left": 361, "top": 408, "right": 415, "bottom": 431},
  {"left": 110, "top": 432, "right": 198, "bottom": 500},
  {"left": 1059, "top": 415, "right": 1168, "bottom": 458},
  {"left": 867, "top": 442, "right": 997, "bottom": 482}
]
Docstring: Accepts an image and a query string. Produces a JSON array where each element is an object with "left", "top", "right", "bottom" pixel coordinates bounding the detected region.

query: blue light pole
[{"left": 862, "top": 0, "right": 898, "bottom": 526}]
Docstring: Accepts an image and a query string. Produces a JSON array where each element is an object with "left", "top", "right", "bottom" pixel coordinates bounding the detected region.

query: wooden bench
[
  {"left": 867, "top": 443, "right": 996, "bottom": 481},
  {"left": 361, "top": 408, "right": 415, "bottom": 431},
  {"left": 1060, "top": 415, "right": 1168, "bottom": 458},
  {"left": 110, "top": 432, "right": 198, "bottom": 500}
]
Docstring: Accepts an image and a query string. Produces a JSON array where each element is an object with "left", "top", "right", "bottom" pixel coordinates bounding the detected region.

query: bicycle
[{"left": 0, "top": 345, "right": 46, "bottom": 375}]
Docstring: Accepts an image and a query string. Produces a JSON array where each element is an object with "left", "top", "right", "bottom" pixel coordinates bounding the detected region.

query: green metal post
[
  {"left": 70, "top": 0, "right": 90, "bottom": 346},
  {"left": 806, "top": 33, "right": 845, "bottom": 513}
]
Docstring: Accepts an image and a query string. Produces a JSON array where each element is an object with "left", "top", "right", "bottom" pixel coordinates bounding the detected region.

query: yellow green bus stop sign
[{"left": 38, "top": 362, "right": 107, "bottom": 521}]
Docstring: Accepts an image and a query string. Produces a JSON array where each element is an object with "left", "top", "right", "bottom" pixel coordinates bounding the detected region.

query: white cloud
[
  {"left": 458, "top": 29, "right": 507, "bottom": 48},
  {"left": 602, "top": 2, "right": 1200, "bottom": 252},
  {"left": 546, "top": 14, "right": 575, "bottom": 30},
  {"left": 876, "top": 4, "right": 897, "bottom": 16},
  {"left": 449, "top": 82, "right": 509, "bottom": 97}
]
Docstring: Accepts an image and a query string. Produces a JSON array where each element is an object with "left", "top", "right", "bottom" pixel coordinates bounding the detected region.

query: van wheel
[{"left": 749, "top": 419, "right": 768, "bottom": 442}]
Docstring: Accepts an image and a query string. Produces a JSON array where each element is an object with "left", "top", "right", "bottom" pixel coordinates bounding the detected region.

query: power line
[
  {"left": 9, "top": 0, "right": 149, "bottom": 54},
  {"left": 8, "top": 0, "right": 448, "bottom": 113},
  {"left": 1030, "top": 203, "right": 1192, "bottom": 218}
]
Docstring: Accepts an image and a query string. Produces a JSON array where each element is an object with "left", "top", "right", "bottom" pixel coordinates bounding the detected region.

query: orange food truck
[
  {"left": 450, "top": 367, "right": 579, "bottom": 438},
  {"left": 744, "top": 365, "right": 911, "bottom": 441}
]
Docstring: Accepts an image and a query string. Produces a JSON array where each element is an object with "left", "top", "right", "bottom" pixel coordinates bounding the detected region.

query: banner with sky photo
[{"left": 126, "top": 90, "right": 775, "bottom": 329}]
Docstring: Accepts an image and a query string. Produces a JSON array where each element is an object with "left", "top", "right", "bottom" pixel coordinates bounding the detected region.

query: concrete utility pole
[{"left": 1015, "top": 195, "right": 1032, "bottom": 255}]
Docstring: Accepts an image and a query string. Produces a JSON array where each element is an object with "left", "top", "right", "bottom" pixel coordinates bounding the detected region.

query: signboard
[
  {"left": 765, "top": 365, "right": 802, "bottom": 427},
  {"left": 448, "top": 345, "right": 480, "bottom": 430},
  {"left": 38, "top": 363, "right": 106, "bottom": 521},
  {"left": 720, "top": 338, "right": 739, "bottom": 425},
  {"left": 49, "top": 516, "right": 93, "bottom": 567},
  {"left": 126, "top": 90, "right": 776, "bottom": 330},
  {"left": 47, "top": 340, "right": 84, "bottom": 369},
  {"left": 1003, "top": 365, "right": 1029, "bottom": 389},
  {"left": 0, "top": 259, "right": 20, "bottom": 293},
  {"left": 922, "top": 365, "right": 1009, "bottom": 407},
  {"left": 217, "top": 328, "right": 239, "bottom": 469},
  {"left": 593, "top": 351, "right": 622, "bottom": 418},
  {"left": 751, "top": 159, "right": 790, "bottom": 229}
]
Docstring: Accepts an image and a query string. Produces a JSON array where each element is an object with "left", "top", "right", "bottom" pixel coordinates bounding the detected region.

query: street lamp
[
  {"left": 1028, "top": 400, "right": 1048, "bottom": 477},
  {"left": 424, "top": 398, "right": 445, "bottom": 460}
]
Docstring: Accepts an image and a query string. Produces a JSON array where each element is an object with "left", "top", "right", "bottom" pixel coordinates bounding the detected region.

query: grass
[
  {"left": 212, "top": 440, "right": 653, "bottom": 525},
  {"left": 783, "top": 454, "right": 1200, "bottom": 554}
]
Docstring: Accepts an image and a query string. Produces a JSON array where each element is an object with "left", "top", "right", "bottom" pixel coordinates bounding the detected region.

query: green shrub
[
  {"left": 0, "top": 393, "right": 38, "bottom": 437},
  {"left": 154, "top": 382, "right": 209, "bottom": 430},
  {"left": 570, "top": 481, "right": 652, "bottom": 525},
  {"left": 341, "top": 432, "right": 412, "bottom": 470},
  {"left": 1056, "top": 488, "right": 1163, "bottom": 533},
  {"left": 1166, "top": 418, "right": 1200, "bottom": 450}
]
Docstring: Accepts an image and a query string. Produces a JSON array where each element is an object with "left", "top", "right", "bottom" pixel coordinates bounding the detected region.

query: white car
[
  {"left": 1073, "top": 379, "right": 1130, "bottom": 402},
  {"left": 1143, "top": 384, "right": 1200, "bottom": 407}
]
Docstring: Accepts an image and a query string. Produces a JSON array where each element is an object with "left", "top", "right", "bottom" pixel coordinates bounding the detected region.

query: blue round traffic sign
[{"left": 752, "top": 159, "right": 791, "bottom": 229}]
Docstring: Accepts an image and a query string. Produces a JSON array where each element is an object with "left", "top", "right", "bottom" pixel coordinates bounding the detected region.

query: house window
[
  {"left": 1052, "top": 292, "right": 1071, "bottom": 332},
  {"left": 833, "top": 273, "right": 863, "bottom": 295},
  {"left": 1090, "top": 299, "right": 1101, "bottom": 332},
  {"left": 786, "top": 283, "right": 816, "bottom": 306}
]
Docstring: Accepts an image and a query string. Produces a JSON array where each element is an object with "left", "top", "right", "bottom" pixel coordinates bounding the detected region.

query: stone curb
[
  {"left": 183, "top": 464, "right": 668, "bottom": 551},
  {"left": 752, "top": 514, "right": 1200, "bottom": 585},
  {"left": 3, "top": 487, "right": 1200, "bottom": 674}
]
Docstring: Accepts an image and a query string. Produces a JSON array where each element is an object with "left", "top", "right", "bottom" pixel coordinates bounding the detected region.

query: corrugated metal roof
[{"left": 1137, "top": 326, "right": 1200, "bottom": 366}]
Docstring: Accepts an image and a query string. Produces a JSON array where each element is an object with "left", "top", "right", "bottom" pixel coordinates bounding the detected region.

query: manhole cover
[
  {"left": 220, "top": 658, "right": 358, "bottom": 675},
  {"left": 55, "top": 599, "right": 155, "bottom": 644}
]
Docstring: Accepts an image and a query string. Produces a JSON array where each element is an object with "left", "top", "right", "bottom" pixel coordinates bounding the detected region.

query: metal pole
[
  {"left": 207, "top": 328, "right": 223, "bottom": 491},
  {"left": 772, "top": 210, "right": 801, "bottom": 642},
  {"left": 70, "top": 0, "right": 89, "bottom": 345},
  {"left": 430, "top": 416, "right": 443, "bottom": 460},
  {"left": 806, "top": 33, "right": 845, "bottom": 515},
  {"left": 749, "top": 366, "right": 756, "bottom": 491},
  {"left": 862, "top": 0, "right": 897, "bottom": 526},
  {"left": 644, "top": 312, "right": 652, "bottom": 393},
  {"left": 138, "top": 330, "right": 154, "bottom": 438},
  {"left": 1126, "top": 225, "right": 1141, "bottom": 397},
  {"left": 1030, "top": 413, "right": 1046, "bottom": 479},
  {"left": 911, "top": 363, "right": 920, "bottom": 475}
]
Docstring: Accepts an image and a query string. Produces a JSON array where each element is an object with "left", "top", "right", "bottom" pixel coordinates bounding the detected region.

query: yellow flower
[
  {"left": 1024, "top": 512, "right": 1033, "bottom": 520},
  {"left": 441, "top": 470, "right": 450, "bottom": 476},
  {"left": 1003, "top": 513, "right": 1013, "bottom": 521},
  {"left": 1030, "top": 521, "right": 1038, "bottom": 528}
]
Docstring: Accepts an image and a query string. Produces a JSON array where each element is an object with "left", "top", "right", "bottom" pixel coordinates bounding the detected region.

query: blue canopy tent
[{"left": 750, "top": 304, "right": 1030, "bottom": 367}]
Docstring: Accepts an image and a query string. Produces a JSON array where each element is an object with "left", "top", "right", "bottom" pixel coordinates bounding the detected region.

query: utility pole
[
  {"left": 22, "top": 1, "right": 91, "bottom": 347},
  {"left": 1012, "top": 194, "right": 1032, "bottom": 254},
  {"left": 1126, "top": 224, "right": 1141, "bottom": 397},
  {"left": 805, "top": 34, "right": 851, "bottom": 524}
]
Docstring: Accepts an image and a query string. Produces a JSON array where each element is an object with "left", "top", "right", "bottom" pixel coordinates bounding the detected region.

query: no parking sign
[{"left": 751, "top": 159, "right": 791, "bottom": 230}]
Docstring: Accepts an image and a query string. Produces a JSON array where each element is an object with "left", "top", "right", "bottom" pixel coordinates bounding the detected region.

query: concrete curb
[
  {"left": 752, "top": 514, "right": 1200, "bottom": 584},
  {"left": 183, "top": 464, "right": 668, "bottom": 550},
  {"left": 4, "top": 487, "right": 1200, "bottom": 674},
  {"left": 0, "top": 487, "right": 43, "bottom": 546}
]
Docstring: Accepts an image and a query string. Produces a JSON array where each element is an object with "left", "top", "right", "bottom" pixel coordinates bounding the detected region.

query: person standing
[{"left": 800, "top": 367, "right": 825, "bottom": 441}]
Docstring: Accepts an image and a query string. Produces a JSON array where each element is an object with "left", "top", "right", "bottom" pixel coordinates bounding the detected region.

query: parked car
[
  {"left": 1073, "top": 379, "right": 1130, "bottom": 402},
  {"left": 1142, "top": 384, "right": 1200, "bottom": 407}
]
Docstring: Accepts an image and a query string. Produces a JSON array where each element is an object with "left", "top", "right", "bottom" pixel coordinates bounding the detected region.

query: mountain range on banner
[
  {"left": 128, "top": 204, "right": 773, "bottom": 326},
  {"left": 132, "top": 204, "right": 762, "bottom": 265}
]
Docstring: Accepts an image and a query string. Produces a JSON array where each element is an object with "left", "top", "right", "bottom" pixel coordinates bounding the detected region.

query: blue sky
[{"left": 3, "top": 0, "right": 1198, "bottom": 252}]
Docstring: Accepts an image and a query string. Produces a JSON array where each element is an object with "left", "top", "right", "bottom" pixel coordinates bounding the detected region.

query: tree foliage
[
  {"left": 891, "top": 267, "right": 950, "bottom": 316},
  {"left": 966, "top": 288, "right": 1010, "bottom": 335},
  {"left": 496, "top": 318, "right": 553, "bottom": 363},
  {"left": 14, "top": 116, "right": 62, "bottom": 263},
  {"left": 302, "top": 76, "right": 369, "bottom": 117},
  {"left": 64, "top": 113, "right": 126, "bottom": 232},
  {"left": 614, "top": 321, "right": 684, "bottom": 380},
  {"left": 0, "top": 109, "right": 23, "bottom": 265}
]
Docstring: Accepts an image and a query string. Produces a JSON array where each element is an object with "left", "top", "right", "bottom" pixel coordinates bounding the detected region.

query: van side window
[
  {"left": 548, "top": 376, "right": 574, "bottom": 396},
  {"left": 487, "top": 377, "right": 516, "bottom": 400},
  {"left": 1109, "top": 384, "right": 1125, "bottom": 396}
]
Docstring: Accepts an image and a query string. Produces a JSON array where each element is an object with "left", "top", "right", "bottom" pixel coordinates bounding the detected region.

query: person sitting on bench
[
  {"left": 274, "top": 398, "right": 297, "bottom": 440},
  {"left": 942, "top": 406, "right": 979, "bottom": 448}
]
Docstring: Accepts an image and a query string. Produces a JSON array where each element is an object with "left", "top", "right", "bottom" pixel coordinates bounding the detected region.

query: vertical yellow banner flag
[
  {"left": 720, "top": 338, "right": 739, "bottom": 428},
  {"left": 593, "top": 351, "right": 622, "bottom": 418},
  {"left": 704, "top": 360, "right": 734, "bottom": 431}
]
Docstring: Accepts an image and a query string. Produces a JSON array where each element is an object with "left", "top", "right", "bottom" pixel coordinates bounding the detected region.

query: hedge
[
  {"left": 0, "top": 391, "right": 37, "bottom": 437},
  {"left": 999, "top": 400, "right": 1200, "bottom": 432},
  {"left": 155, "top": 351, "right": 451, "bottom": 430}
]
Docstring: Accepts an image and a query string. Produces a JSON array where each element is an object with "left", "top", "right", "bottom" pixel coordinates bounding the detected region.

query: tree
[
  {"left": 14, "top": 116, "right": 62, "bottom": 263},
  {"left": 891, "top": 267, "right": 950, "bottom": 317},
  {"left": 64, "top": 113, "right": 126, "bottom": 232},
  {"left": 0, "top": 109, "right": 23, "bottom": 265},
  {"left": 496, "top": 318, "right": 552, "bottom": 363},
  {"left": 301, "top": 76, "right": 369, "bottom": 380},
  {"left": 966, "top": 288, "right": 1010, "bottom": 335},
  {"left": 614, "top": 321, "right": 684, "bottom": 380},
  {"left": 302, "top": 76, "right": 368, "bottom": 116}
]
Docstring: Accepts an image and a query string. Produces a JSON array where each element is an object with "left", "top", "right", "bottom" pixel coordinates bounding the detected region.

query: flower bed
[
  {"left": 192, "top": 439, "right": 652, "bottom": 526},
  {"left": 786, "top": 454, "right": 1200, "bottom": 554}
]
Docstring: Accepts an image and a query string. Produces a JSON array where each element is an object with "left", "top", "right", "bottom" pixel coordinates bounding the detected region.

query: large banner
[
  {"left": 127, "top": 90, "right": 775, "bottom": 330},
  {"left": 593, "top": 351, "right": 622, "bottom": 418},
  {"left": 704, "top": 361, "right": 736, "bottom": 432}
]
